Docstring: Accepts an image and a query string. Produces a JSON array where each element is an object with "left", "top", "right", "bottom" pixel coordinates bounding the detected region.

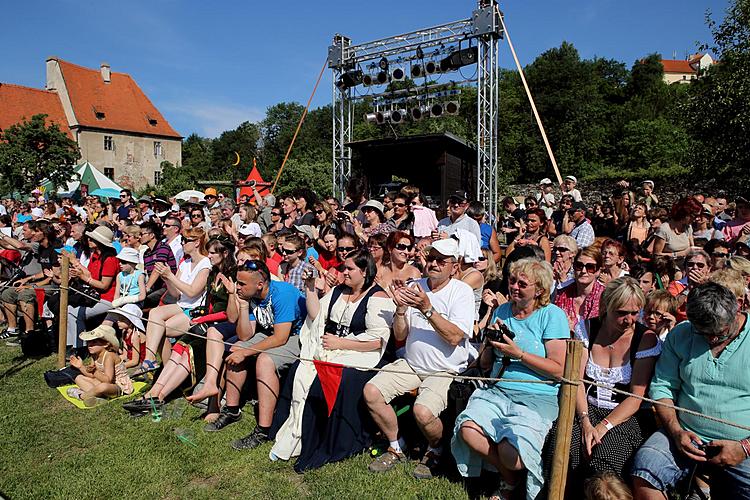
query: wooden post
[
  {"left": 57, "top": 254, "right": 69, "bottom": 368},
  {"left": 548, "top": 340, "right": 583, "bottom": 500}
]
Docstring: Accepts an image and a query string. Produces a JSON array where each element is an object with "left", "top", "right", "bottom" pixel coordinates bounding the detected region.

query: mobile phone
[{"left": 695, "top": 442, "right": 721, "bottom": 458}]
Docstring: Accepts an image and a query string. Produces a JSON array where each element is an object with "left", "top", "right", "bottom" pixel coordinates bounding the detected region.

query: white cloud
[{"left": 164, "top": 102, "right": 266, "bottom": 138}]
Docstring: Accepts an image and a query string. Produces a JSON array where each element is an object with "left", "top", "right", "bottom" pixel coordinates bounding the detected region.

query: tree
[
  {"left": 0, "top": 114, "right": 79, "bottom": 195},
  {"left": 211, "top": 121, "right": 260, "bottom": 181},
  {"left": 683, "top": 0, "right": 750, "bottom": 182}
]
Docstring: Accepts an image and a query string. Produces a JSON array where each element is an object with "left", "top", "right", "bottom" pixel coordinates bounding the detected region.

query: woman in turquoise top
[{"left": 451, "top": 258, "right": 569, "bottom": 499}]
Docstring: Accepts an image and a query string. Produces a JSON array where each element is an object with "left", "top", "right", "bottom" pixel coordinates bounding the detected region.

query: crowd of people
[{"left": 2, "top": 175, "right": 750, "bottom": 499}]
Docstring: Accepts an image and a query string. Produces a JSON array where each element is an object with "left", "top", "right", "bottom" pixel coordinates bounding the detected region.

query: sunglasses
[
  {"left": 119, "top": 195, "right": 128, "bottom": 199},
  {"left": 280, "top": 247, "right": 300, "bottom": 255},
  {"left": 394, "top": 243, "right": 414, "bottom": 251},
  {"left": 191, "top": 214, "right": 203, "bottom": 218},
  {"left": 712, "top": 252, "right": 729, "bottom": 258},
  {"left": 393, "top": 202, "right": 406, "bottom": 207},
  {"left": 573, "top": 261, "right": 598, "bottom": 273},
  {"left": 410, "top": 202, "right": 419, "bottom": 206},
  {"left": 337, "top": 246, "right": 356, "bottom": 253},
  {"left": 271, "top": 212, "right": 281, "bottom": 217},
  {"left": 477, "top": 256, "right": 488, "bottom": 262},
  {"left": 182, "top": 238, "right": 196, "bottom": 244},
  {"left": 315, "top": 209, "right": 325, "bottom": 215},
  {"left": 243, "top": 260, "right": 262, "bottom": 271},
  {"left": 686, "top": 261, "right": 707, "bottom": 269},
  {"left": 426, "top": 254, "right": 451, "bottom": 265},
  {"left": 553, "top": 246, "right": 571, "bottom": 253},
  {"left": 205, "top": 195, "right": 216, "bottom": 199}
]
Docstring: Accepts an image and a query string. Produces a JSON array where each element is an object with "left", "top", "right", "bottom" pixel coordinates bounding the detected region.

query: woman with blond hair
[
  {"left": 452, "top": 258, "right": 569, "bottom": 499},
  {"left": 134, "top": 227, "right": 211, "bottom": 375}
]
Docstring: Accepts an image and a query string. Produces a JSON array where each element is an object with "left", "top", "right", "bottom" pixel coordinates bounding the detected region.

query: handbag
[
  {"left": 68, "top": 279, "right": 101, "bottom": 308},
  {"left": 43, "top": 366, "right": 82, "bottom": 387}
]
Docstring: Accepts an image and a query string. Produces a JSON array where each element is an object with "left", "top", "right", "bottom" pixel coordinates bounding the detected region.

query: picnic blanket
[{"left": 57, "top": 382, "right": 147, "bottom": 409}]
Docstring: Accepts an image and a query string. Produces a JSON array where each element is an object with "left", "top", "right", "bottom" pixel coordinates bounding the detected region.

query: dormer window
[
  {"left": 93, "top": 106, "right": 105, "bottom": 120},
  {"left": 146, "top": 114, "right": 158, "bottom": 126}
]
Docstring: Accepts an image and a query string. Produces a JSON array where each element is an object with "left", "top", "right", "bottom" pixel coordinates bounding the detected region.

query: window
[
  {"left": 104, "top": 135, "right": 113, "bottom": 151},
  {"left": 154, "top": 141, "right": 162, "bottom": 157},
  {"left": 104, "top": 167, "right": 115, "bottom": 180},
  {"left": 154, "top": 170, "right": 163, "bottom": 185}
]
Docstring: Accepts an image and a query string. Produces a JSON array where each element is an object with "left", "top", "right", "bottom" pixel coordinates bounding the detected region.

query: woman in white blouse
[
  {"left": 271, "top": 249, "right": 395, "bottom": 471},
  {"left": 545, "top": 277, "right": 660, "bottom": 488}
]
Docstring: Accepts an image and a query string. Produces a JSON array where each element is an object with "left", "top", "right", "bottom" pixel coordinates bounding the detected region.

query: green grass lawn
[{"left": 0, "top": 344, "right": 470, "bottom": 499}]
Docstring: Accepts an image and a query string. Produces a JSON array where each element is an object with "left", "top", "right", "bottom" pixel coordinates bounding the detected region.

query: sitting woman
[
  {"left": 598, "top": 239, "right": 628, "bottom": 286},
  {"left": 554, "top": 246, "right": 605, "bottom": 334},
  {"left": 376, "top": 231, "right": 421, "bottom": 291},
  {"left": 544, "top": 277, "right": 660, "bottom": 490},
  {"left": 134, "top": 227, "right": 211, "bottom": 374},
  {"left": 314, "top": 227, "right": 342, "bottom": 272},
  {"left": 125, "top": 236, "right": 234, "bottom": 413},
  {"left": 505, "top": 208, "right": 552, "bottom": 262},
  {"left": 451, "top": 258, "right": 569, "bottom": 499},
  {"left": 270, "top": 249, "right": 395, "bottom": 471}
]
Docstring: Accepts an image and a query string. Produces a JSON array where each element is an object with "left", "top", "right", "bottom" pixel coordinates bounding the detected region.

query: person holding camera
[
  {"left": 134, "top": 228, "right": 211, "bottom": 375},
  {"left": 364, "top": 238, "right": 475, "bottom": 480},
  {"left": 451, "top": 258, "right": 569, "bottom": 499},
  {"left": 271, "top": 249, "right": 395, "bottom": 470}
]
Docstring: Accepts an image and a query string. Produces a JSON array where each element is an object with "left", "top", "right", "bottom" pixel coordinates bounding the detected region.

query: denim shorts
[{"left": 632, "top": 429, "right": 750, "bottom": 499}]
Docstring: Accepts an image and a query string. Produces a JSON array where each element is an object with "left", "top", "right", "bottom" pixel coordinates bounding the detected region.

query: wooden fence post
[
  {"left": 57, "top": 254, "right": 69, "bottom": 368},
  {"left": 548, "top": 340, "right": 583, "bottom": 500}
]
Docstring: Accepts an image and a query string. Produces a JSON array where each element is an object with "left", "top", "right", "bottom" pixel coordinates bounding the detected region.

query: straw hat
[
  {"left": 85, "top": 226, "right": 114, "bottom": 248},
  {"left": 79, "top": 324, "right": 120, "bottom": 348}
]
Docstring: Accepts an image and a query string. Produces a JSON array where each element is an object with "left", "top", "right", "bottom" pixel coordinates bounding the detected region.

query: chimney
[
  {"left": 100, "top": 62, "right": 111, "bottom": 83},
  {"left": 46, "top": 56, "right": 59, "bottom": 91}
]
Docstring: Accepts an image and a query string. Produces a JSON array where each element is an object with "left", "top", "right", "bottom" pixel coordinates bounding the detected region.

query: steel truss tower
[{"left": 328, "top": 1, "right": 502, "bottom": 211}]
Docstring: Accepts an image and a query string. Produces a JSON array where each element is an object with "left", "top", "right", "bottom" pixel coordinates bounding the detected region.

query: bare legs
[
  {"left": 186, "top": 326, "right": 224, "bottom": 403},
  {"left": 74, "top": 375, "right": 119, "bottom": 399},
  {"left": 147, "top": 351, "right": 191, "bottom": 401},
  {"left": 142, "top": 304, "right": 189, "bottom": 363},
  {"left": 363, "top": 383, "right": 399, "bottom": 442},
  {"left": 223, "top": 352, "right": 280, "bottom": 427}
]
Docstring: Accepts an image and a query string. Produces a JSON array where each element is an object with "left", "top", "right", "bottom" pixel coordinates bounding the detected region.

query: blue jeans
[{"left": 631, "top": 429, "right": 750, "bottom": 499}]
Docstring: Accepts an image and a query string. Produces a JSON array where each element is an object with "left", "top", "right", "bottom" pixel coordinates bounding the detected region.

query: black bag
[
  {"left": 21, "top": 324, "right": 57, "bottom": 357},
  {"left": 43, "top": 366, "right": 82, "bottom": 387},
  {"left": 68, "top": 280, "right": 101, "bottom": 308}
]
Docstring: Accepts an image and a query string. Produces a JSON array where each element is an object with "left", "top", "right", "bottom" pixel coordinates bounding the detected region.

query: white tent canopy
[{"left": 41, "top": 162, "right": 124, "bottom": 195}]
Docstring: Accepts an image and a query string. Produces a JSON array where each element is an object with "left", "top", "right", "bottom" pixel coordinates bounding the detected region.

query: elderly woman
[
  {"left": 599, "top": 239, "right": 628, "bottom": 286},
  {"left": 270, "top": 249, "right": 395, "bottom": 471},
  {"left": 352, "top": 200, "right": 392, "bottom": 243},
  {"left": 451, "top": 258, "right": 569, "bottom": 499},
  {"left": 555, "top": 246, "right": 605, "bottom": 334},
  {"left": 551, "top": 234, "right": 578, "bottom": 296},
  {"left": 544, "top": 277, "right": 660, "bottom": 488}
]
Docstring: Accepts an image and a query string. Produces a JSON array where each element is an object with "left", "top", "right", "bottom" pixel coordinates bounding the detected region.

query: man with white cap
[
  {"left": 537, "top": 178, "right": 556, "bottom": 218},
  {"left": 364, "top": 238, "right": 475, "bottom": 480},
  {"left": 437, "top": 191, "right": 482, "bottom": 247},
  {"left": 562, "top": 175, "right": 582, "bottom": 202}
]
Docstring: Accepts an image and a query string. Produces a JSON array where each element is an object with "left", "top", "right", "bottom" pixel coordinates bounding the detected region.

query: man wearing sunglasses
[
  {"left": 436, "top": 191, "right": 481, "bottom": 247},
  {"left": 162, "top": 216, "right": 184, "bottom": 264},
  {"left": 116, "top": 189, "right": 135, "bottom": 223},
  {"left": 632, "top": 282, "right": 750, "bottom": 499},
  {"left": 207, "top": 260, "right": 306, "bottom": 452},
  {"left": 365, "top": 238, "right": 475, "bottom": 479}
]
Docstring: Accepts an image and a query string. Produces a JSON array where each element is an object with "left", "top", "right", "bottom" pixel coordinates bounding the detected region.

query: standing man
[
  {"left": 207, "top": 261, "right": 306, "bottom": 452},
  {"left": 364, "top": 239, "right": 474, "bottom": 479},
  {"left": 204, "top": 188, "right": 220, "bottom": 209},
  {"left": 162, "top": 217, "right": 183, "bottom": 264},
  {"left": 632, "top": 283, "right": 750, "bottom": 499},
  {"left": 137, "top": 196, "right": 155, "bottom": 221},
  {"left": 437, "top": 191, "right": 482, "bottom": 246},
  {"left": 252, "top": 184, "right": 276, "bottom": 234},
  {"left": 562, "top": 175, "right": 582, "bottom": 202},
  {"left": 567, "top": 201, "right": 595, "bottom": 249},
  {"left": 116, "top": 189, "right": 135, "bottom": 223}
]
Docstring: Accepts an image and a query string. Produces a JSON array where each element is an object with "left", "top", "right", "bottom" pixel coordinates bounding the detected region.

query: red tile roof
[
  {"left": 0, "top": 83, "right": 73, "bottom": 138},
  {"left": 55, "top": 58, "right": 181, "bottom": 138},
  {"left": 661, "top": 59, "right": 697, "bottom": 74}
]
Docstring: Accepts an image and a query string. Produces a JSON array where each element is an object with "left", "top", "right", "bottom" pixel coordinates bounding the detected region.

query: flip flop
[{"left": 130, "top": 360, "right": 159, "bottom": 377}]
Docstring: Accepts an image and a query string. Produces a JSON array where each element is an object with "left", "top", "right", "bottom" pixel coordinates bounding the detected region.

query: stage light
[
  {"left": 363, "top": 74, "right": 374, "bottom": 86},
  {"left": 430, "top": 103, "right": 444, "bottom": 117},
  {"left": 390, "top": 109, "right": 407, "bottom": 124},
  {"left": 376, "top": 71, "right": 389, "bottom": 84},
  {"left": 410, "top": 106, "right": 429, "bottom": 120},
  {"left": 364, "top": 112, "right": 378, "bottom": 124},
  {"left": 439, "top": 47, "right": 478, "bottom": 72},
  {"left": 445, "top": 101, "right": 460, "bottom": 115},
  {"left": 378, "top": 57, "right": 389, "bottom": 71},
  {"left": 392, "top": 68, "right": 405, "bottom": 81},
  {"left": 335, "top": 69, "right": 364, "bottom": 90},
  {"left": 375, "top": 111, "right": 390, "bottom": 124},
  {"left": 425, "top": 61, "right": 441, "bottom": 75}
]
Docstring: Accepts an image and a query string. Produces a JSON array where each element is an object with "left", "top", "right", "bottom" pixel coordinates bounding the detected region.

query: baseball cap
[
  {"left": 238, "top": 223, "right": 261, "bottom": 237},
  {"left": 539, "top": 178, "right": 553, "bottom": 185},
  {"left": 429, "top": 238, "right": 460, "bottom": 259},
  {"left": 565, "top": 175, "right": 577, "bottom": 183},
  {"left": 570, "top": 201, "right": 587, "bottom": 212},
  {"left": 448, "top": 190, "right": 469, "bottom": 202},
  {"left": 204, "top": 187, "right": 218, "bottom": 197}
]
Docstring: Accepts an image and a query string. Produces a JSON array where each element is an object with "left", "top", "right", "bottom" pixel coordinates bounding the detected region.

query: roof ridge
[
  {"left": 0, "top": 82, "right": 57, "bottom": 94},
  {"left": 57, "top": 58, "right": 130, "bottom": 77}
]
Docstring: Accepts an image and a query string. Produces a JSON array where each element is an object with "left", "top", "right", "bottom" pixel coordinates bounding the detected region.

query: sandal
[
  {"left": 488, "top": 478, "right": 518, "bottom": 500},
  {"left": 66, "top": 387, "right": 84, "bottom": 400},
  {"left": 368, "top": 447, "right": 406, "bottom": 473},
  {"left": 131, "top": 360, "right": 159, "bottom": 377}
]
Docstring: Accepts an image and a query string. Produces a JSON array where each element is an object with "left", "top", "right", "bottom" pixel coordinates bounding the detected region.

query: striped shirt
[{"left": 143, "top": 241, "right": 177, "bottom": 289}]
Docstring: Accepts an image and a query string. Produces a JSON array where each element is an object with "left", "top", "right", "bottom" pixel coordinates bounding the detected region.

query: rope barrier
[{"left": 6, "top": 282, "right": 750, "bottom": 433}]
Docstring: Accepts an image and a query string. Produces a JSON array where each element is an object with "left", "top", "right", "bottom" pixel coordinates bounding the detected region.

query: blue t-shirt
[
  {"left": 248, "top": 280, "right": 306, "bottom": 336},
  {"left": 490, "top": 302, "right": 569, "bottom": 395},
  {"left": 16, "top": 215, "right": 32, "bottom": 223},
  {"left": 479, "top": 222, "right": 492, "bottom": 249}
]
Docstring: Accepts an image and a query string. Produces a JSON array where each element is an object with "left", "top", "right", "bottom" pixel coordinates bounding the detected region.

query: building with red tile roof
[
  {"left": 0, "top": 57, "right": 181, "bottom": 190},
  {"left": 660, "top": 53, "right": 715, "bottom": 84}
]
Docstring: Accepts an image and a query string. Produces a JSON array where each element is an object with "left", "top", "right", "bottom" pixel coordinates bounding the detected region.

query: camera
[
  {"left": 484, "top": 323, "right": 516, "bottom": 343},
  {"left": 336, "top": 211, "right": 352, "bottom": 222}
]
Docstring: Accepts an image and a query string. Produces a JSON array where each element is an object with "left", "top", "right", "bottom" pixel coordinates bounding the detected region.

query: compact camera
[{"left": 484, "top": 323, "right": 516, "bottom": 344}]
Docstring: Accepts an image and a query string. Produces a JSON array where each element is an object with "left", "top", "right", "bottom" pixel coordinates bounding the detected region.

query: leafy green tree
[
  {"left": 683, "top": 0, "right": 750, "bottom": 182},
  {"left": 259, "top": 102, "right": 305, "bottom": 180},
  {"left": 0, "top": 114, "right": 79, "bottom": 195},
  {"left": 211, "top": 121, "right": 260, "bottom": 181},
  {"left": 273, "top": 157, "right": 332, "bottom": 198}
]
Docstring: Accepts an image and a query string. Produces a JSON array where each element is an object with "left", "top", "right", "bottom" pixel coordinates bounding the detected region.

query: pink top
[
  {"left": 554, "top": 280, "right": 605, "bottom": 327},
  {"left": 412, "top": 206, "right": 439, "bottom": 238}
]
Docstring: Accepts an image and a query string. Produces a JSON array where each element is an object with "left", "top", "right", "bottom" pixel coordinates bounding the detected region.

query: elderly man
[
  {"left": 567, "top": 201, "right": 595, "bottom": 249},
  {"left": 632, "top": 282, "right": 750, "bottom": 499},
  {"left": 364, "top": 238, "right": 475, "bottom": 479},
  {"left": 437, "top": 191, "right": 481, "bottom": 246}
]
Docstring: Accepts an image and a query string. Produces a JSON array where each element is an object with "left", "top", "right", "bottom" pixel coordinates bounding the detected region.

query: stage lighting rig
[
  {"left": 335, "top": 69, "right": 364, "bottom": 90},
  {"left": 392, "top": 68, "right": 406, "bottom": 81},
  {"left": 440, "top": 46, "right": 478, "bottom": 71}
]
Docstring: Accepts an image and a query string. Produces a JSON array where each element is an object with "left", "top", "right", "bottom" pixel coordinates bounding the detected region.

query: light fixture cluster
[{"left": 364, "top": 100, "right": 460, "bottom": 125}]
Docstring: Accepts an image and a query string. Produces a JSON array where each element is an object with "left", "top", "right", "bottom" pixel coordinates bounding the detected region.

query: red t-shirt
[
  {"left": 317, "top": 250, "right": 341, "bottom": 271},
  {"left": 88, "top": 252, "right": 119, "bottom": 302},
  {"left": 265, "top": 257, "right": 280, "bottom": 276}
]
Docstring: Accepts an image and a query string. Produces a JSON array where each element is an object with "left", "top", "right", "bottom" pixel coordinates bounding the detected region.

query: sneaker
[
  {"left": 204, "top": 408, "right": 241, "bottom": 432},
  {"left": 231, "top": 426, "right": 269, "bottom": 450},
  {"left": 412, "top": 451, "right": 441, "bottom": 480},
  {"left": 123, "top": 397, "right": 162, "bottom": 413},
  {"left": 368, "top": 447, "right": 407, "bottom": 473}
]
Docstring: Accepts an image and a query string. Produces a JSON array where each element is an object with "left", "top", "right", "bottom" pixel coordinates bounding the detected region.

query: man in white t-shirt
[
  {"left": 364, "top": 238, "right": 474, "bottom": 480},
  {"left": 163, "top": 216, "right": 184, "bottom": 264}
]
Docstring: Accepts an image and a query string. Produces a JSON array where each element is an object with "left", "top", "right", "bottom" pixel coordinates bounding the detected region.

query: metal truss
[{"left": 329, "top": 1, "right": 502, "bottom": 210}]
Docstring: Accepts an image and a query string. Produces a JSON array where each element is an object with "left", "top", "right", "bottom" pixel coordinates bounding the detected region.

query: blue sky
[{"left": 1, "top": 0, "right": 728, "bottom": 138}]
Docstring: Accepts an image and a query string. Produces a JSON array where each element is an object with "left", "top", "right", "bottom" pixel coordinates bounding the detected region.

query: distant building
[
  {"left": 0, "top": 57, "right": 181, "bottom": 190},
  {"left": 660, "top": 53, "right": 715, "bottom": 84}
]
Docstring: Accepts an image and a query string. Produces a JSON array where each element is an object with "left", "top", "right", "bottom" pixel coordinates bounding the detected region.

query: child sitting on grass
[
  {"left": 67, "top": 325, "right": 133, "bottom": 406},
  {"left": 105, "top": 304, "right": 147, "bottom": 373}
]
